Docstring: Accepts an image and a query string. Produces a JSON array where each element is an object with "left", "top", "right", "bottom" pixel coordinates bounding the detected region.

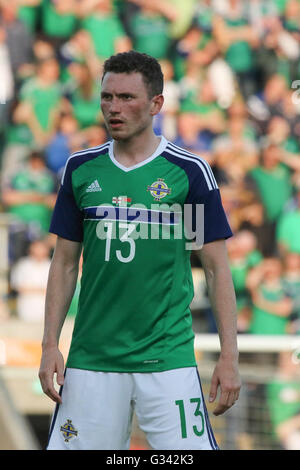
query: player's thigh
[
  {"left": 134, "top": 367, "right": 219, "bottom": 450},
  {"left": 47, "top": 368, "right": 134, "bottom": 450}
]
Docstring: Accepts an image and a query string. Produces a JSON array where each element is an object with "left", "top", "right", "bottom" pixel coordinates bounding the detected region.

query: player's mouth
[{"left": 109, "top": 118, "right": 124, "bottom": 129}]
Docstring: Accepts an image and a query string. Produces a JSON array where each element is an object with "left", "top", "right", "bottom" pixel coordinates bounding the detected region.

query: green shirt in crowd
[
  {"left": 18, "top": 5, "right": 40, "bottom": 32},
  {"left": 266, "top": 379, "right": 300, "bottom": 433},
  {"left": 180, "top": 88, "right": 222, "bottom": 116},
  {"left": 249, "top": 164, "right": 292, "bottom": 222},
  {"left": 224, "top": 18, "right": 253, "bottom": 73},
  {"left": 273, "top": 0, "right": 289, "bottom": 14},
  {"left": 5, "top": 124, "right": 34, "bottom": 147},
  {"left": 82, "top": 13, "right": 125, "bottom": 59},
  {"left": 249, "top": 283, "right": 289, "bottom": 335},
  {"left": 130, "top": 13, "right": 170, "bottom": 59},
  {"left": 230, "top": 250, "right": 263, "bottom": 311},
  {"left": 41, "top": 0, "right": 78, "bottom": 38},
  {"left": 9, "top": 168, "right": 55, "bottom": 234},
  {"left": 277, "top": 210, "right": 300, "bottom": 253},
  {"left": 20, "top": 78, "right": 62, "bottom": 132},
  {"left": 71, "top": 85, "right": 100, "bottom": 129}
]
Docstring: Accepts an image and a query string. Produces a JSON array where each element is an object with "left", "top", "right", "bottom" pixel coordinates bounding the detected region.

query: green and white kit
[{"left": 48, "top": 137, "right": 231, "bottom": 449}]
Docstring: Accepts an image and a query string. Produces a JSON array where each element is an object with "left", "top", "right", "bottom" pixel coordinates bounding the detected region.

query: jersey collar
[{"left": 108, "top": 136, "right": 168, "bottom": 172}]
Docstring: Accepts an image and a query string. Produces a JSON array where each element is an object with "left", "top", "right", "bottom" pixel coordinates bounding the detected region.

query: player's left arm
[{"left": 197, "top": 238, "right": 242, "bottom": 416}]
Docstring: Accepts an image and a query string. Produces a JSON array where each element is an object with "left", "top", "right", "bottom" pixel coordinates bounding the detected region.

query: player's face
[{"left": 101, "top": 72, "right": 162, "bottom": 141}]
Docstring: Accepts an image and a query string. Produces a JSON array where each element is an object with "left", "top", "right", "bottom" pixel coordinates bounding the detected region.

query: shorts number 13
[{"left": 175, "top": 398, "right": 205, "bottom": 439}]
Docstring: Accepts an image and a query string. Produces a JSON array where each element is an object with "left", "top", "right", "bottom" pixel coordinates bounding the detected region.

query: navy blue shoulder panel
[
  {"left": 162, "top": 142, "right": 218, "bottom": 197},
  {"left": 62, "top": 142, "right": 111, "bottom": 194},
  {"left": 162, "top": 142, "right": 232, "bottom": 244},
  {"left": 49, "top": 142, "right": 110, "bottom": 242}
]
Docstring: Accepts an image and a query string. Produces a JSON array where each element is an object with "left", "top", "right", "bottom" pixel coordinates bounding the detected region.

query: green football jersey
[{"left": 50, "top": 137, "right": 232, "bottom": 372}]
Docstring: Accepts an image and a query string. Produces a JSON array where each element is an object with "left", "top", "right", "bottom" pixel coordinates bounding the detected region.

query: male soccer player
[{"left": 39, "top": 51, "right": 241, "bottom": 450}]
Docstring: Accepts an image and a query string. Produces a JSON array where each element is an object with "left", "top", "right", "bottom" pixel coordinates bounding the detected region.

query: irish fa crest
[
  {"left": 147, "top": 178, "right": 171, "bottom": 201},
  {"left": 60, "top": 419, "right": 78, "bottom": 442}
]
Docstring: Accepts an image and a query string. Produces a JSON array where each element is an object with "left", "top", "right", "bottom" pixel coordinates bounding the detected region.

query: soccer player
[{"left": 39, "top": 51, "right": 241, "bottom": 450}]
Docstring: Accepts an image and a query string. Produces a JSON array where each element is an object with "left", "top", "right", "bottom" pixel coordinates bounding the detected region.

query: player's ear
[{"left": 150, "top": 94, "right": 164, "bottom": 116}]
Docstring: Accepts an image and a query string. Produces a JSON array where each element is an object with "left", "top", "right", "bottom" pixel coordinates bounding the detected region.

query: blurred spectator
[
  {"left": 282, "top": 251, "right": 300, "bottom": 334},
  {"left": 177, "top": 53, "right": 203, "bottom": 101},
  {"left": 180, "top": 74, "right": 227, "bottom": 142},
  {"left": 213, "top": 105, "right": 259, "bottom": 185},
  {"left": 262, "top": 73, "right": 288, "bottom": 116},
  {"left": 82, "top": 124, "right": 108, "bottom": 149},
  {"left": 0, "top": 25, "right": 14, "bottom": 157},
  {"left": 207, "top": 53, "right": 236, "bottom": 109},
  {"left": 258, "top": 5, "right": 300, "bottom": 84},
  {"left": 45, "top": 115, "right": 107, "bottom": 181},
  {"left": 247, "top": 0, "right": 279, "bottom": 38},
  {"left": 248, "top": 74, "right": 288, "bottom": 132},
  {"left": 66, "top": 61, "right": 102, "bottom": 129},
  {"left": 13, "top": 57, "right": 63, "bottom": 147},
  {"left": 176, "top": 20, "right": 236, "bottom": 107},
  {"left": 176, "top": 22, "right": 218, "bottom": 71},
  {"left": 265, "top": 114, "right": 299, "bottom": 155},
  {"left": 80, "top": 0, "right": 131, "bottom": 62},
  {"left": 246, "top": 142, "right": 293, "bottom": 254},
  {"left": 1, "top": 97, "right": 35, "bottom": 188},
  {"left": 40, "top": 0, "right": 79, "bottom": 48},
  {"left": 0, "top": 25, "right": 14, "bottom": 102},
  {"left": 217, "top": 183, "right": 263, "bottom": 236},
  {"left": 60, "top": 29, "right": 101, "bottom": 80},
  {"left": 227, "top": 230, "right": 262, "bottom": 333},
  {"left": 2, "top": 151, "right": 56, "bottom": 254},
  {"left": 212, "top": 0, "right": 259, "bottom": 98},
  {"left": 277, "top": 187, "right": 300, "bottom": 255},
  {"left": 174, "top": 112, "right": 213, "bottom": 162},
  {"left": 17, "top": 0, "right": 42, "bottom": 33},
  {"left": 0, "top": 0, "right": 34, "bottom": 81},
  {"left": 126, "top": 0, "right": 178, "bottom": 60},
  {"left": 153, "top": 60, "right": 180, "bottom": 140},
  {"left": 281, "top": 89, "right": 300, "bottom": 142},
  {"left": 246, "top": 257, "right": 292, "bottom": 335},
  {"left": 192, "top": 0, "right": 214, "bottom": 34},
  {"left": 167, "top": 0, "right": 197, "bottom": 42},
  {"left": 10, "top": 239, "right": 51, "bottom": 321},
  {"left": 33, "top": 37, "right": 56, "bottom": 62},
  {"left": 45, "top": 113, "right": 81, "bottom": 179},
  {"left": 266, "top": 351, "right": 300, "bottom": 450}
]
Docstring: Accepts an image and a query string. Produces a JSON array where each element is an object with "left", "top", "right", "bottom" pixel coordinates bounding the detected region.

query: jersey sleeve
[
  {"left": 49, "top": 158, "right": 84, "bottom": 242},
  {"left": 185, "top": 167, "right": 233, "bottom": 245}
]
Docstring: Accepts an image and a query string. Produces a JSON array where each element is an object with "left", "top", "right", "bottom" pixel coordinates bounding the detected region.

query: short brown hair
[{"left": 102, "top": 50, "right": 164, "bottom": 98}]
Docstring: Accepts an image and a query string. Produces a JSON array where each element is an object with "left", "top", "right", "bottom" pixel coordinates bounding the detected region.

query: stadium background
[{"left": 0, "top": 0, "right": 300, "bottom": 450}]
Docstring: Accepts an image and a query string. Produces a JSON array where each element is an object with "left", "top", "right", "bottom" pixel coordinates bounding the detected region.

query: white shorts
[{"left": 47, "top": 366, "right": 219, "bottom": 450}]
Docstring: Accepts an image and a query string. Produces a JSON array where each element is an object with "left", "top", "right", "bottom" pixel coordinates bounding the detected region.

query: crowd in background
[
  {"left": 0, "top": 0, "right": 300, "bottom": 451},
  {"left": 0, "top": 0, "right": 300, "bottom": 338}
]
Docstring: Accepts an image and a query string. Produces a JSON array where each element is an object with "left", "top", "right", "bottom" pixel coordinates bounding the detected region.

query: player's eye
[
  {"left": 101, "top": 93, "right": 112, "bottom": 101},
  {"left": 120, "top": 94, "right": 133, "bottom": 100}
]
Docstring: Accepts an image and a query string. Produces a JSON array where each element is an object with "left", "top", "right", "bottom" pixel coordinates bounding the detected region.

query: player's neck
[{"left": 113, "top": 129, "right": 161, "bottom": 167}]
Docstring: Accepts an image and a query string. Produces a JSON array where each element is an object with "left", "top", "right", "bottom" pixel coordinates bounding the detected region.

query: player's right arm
[{"left": 39, "top": 236, "right": 82, "bottom": 403}]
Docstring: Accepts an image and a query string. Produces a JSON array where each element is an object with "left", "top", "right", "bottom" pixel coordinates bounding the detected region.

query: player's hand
[
  {"left": 39, "top": 346, "right": 65, "bottom": 404},
  {"left": 209, "top": 355, "right": 241, "bottom": 416}
]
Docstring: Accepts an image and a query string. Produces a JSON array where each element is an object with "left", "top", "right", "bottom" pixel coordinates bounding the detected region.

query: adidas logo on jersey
[{"left": 86, "top": 180, "right": 102, "bottom": 192}]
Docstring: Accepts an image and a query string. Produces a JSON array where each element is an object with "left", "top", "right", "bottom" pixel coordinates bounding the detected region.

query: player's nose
[{"left": 109, "top": 97, "right": 122, "bottom": 114}]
